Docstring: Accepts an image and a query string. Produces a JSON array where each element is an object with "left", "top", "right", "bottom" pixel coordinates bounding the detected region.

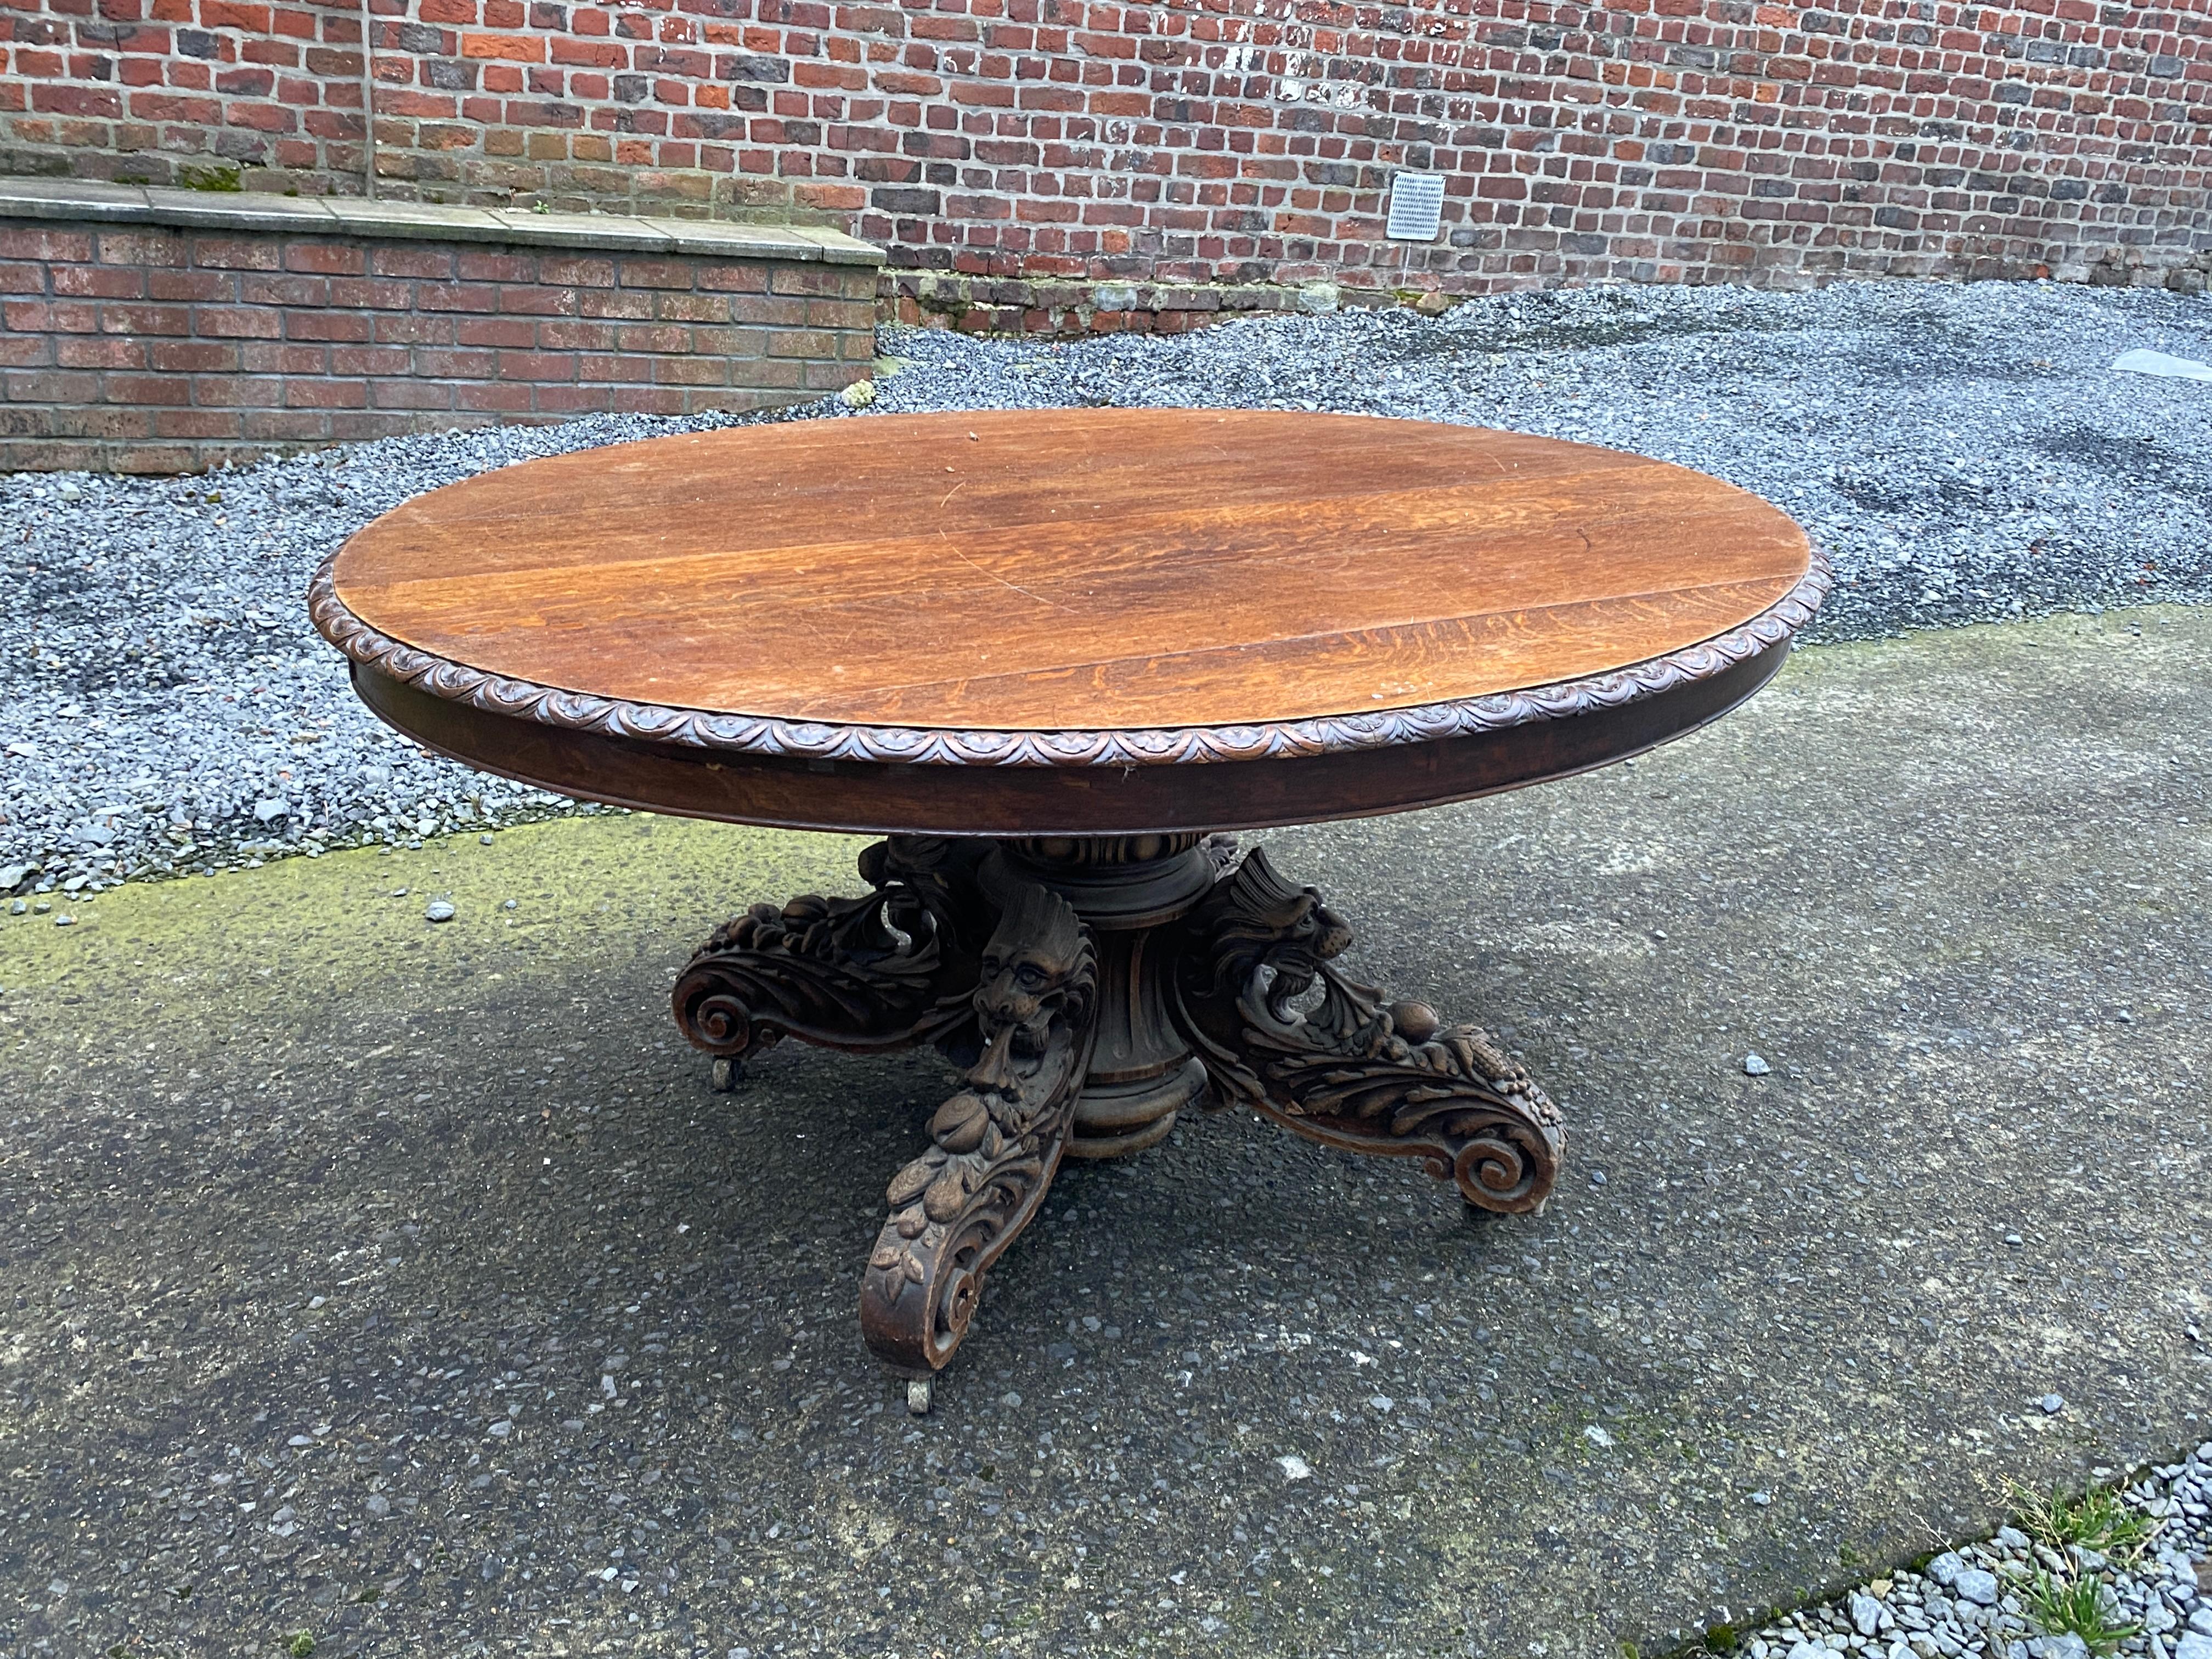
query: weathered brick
[
  {"left": 285, "top": 241, "right": 368, "bottom": 276},
  {"left": 456, "top": 315, "right": 537, "bottom": 348},
  {"left": 284, "top": 308, "right": 374, "bottom": 342},
  {"left": 102, "top": 371, "right": 194, "bottom": 405},
  {"left": 195, "top": 306, "right": 285, "bottom": 339},
  {"left": 370, "top": 246, "right": 457, "bottom": 280},
  {"left": 1, "top": 227, "right": 96, "bottom": 261},
  {"left": 191, "top": 236, "right": 284, "bottom": 271},
  {"left": 284, "top": 377, "right": 368, "bottom": 409},
  {"left": 454, "top": 379, "right": 536, "bottom": 411},
  {"left": 57, "top": 335, "right": 148, "bottom": 369},
  {"left": 153, "top": 407, "right": 245, "bottom": 439}
]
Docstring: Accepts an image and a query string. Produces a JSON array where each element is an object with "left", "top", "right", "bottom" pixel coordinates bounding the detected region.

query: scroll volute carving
[
  {"left": 861, "top": 881, "right": 1098, "bottom": 1374},
  {"left": 669, "top": 836, "right": 992, "bottom": 1063},
  {"left": 1169, "top": 848, "right": 1564, "bottom": 1214}
]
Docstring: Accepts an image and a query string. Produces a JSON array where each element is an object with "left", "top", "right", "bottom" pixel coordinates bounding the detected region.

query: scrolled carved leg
[
  {"left": 860, "top": 879, "right": 1099, "bottom": 1377},
  {"left": 1166, "top": 847, "right": 1564, "bottom": 1214},
  {"left": 670, "top": 836, "right": 994, "bottom": 1066}
]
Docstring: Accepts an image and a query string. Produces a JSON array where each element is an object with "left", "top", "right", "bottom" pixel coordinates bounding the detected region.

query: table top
[{"left": 314, "top": 410, "right": 1826, "bottom": 834}]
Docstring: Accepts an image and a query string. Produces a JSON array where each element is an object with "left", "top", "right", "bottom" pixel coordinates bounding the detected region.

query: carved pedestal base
[{"left": 672, "top": 836, "right": 1565, "bottom": 1393}]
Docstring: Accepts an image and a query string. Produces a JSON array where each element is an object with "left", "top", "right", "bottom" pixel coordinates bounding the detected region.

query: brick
[
  {"left": 610, "top": 384, "right": 685, "bottom": 414},
  {"left": 616, "top": 258, "right": 697, "bottom": 289},
  {"left": 42, "top": 406, "right": 155, "bottom": 439},
  {"left": 195, "top": 306, "right": 285, "bottom": 339},
  {"left": 150, "top": 340, "right": 241, "bottom": 372},
  {"left": 576, "top": 352, "right": 654, "bottom": 382},
  {"left": 458, "top": 250, "right": 538, "bottom": 281},
  {"left": 373, "top": 313, "right": 459, "bottom": 345},
  {"left": 242, "top": 275, "right": 331, "bottom": 307},
  {"left": 415, "top": 282, "right": 502, "bottom": 313},
  {"left": 454, "top": 379, "right": 535, "bottom": 410},
  {"left": 146, "top": 269, "right": 235, "bottom": 302},
  {"left": 96, "top": 229, "right": 187, "bottom": 267},
  {"left": 189, "top": 374, "right": 286, "bottom": 408},
  {"left": 285, "top": 242, "right": 368, "bottom": 276},
  {"left": 284, "top": 309, "right": 373, "bottom": 342},
  {"left": 99, "top": 302, "right": 192, "bottom": 336},
  {"left": 284, "top": 378, "right": 368, "bottom": 408},
  {"left": 766, "top": 326, "right": 835, "bottom": 358},
  {"left": 1, "top": 227, "right": 97, "bottom": 261},
  {"left": 153, "top": 407, "right": 245, "bottom": 438},
  {"left": 328, "top": 278, "right": 417, "bottom": 311},
  {"left": 329, "top": 345, "right": 413, "bottom": 376},
  {"left": 330, "top": 411, "right": 453, "bottom": 441},
  {"left": 494, "top": 348, "right": 578, "bottom": 380},
  {"left": 103, "top": 372, "right": 195, "bottom": 405},
  {"left": 412, "top": 347, "right": 498, "bottom": 378},
  {"left": 652, "top": 353, "right": 727, "bottom": 384},
  {"left": 369, "top": 377, "right": 460, "bottom": 408},
  {"left": 369, "top": 246, "right": 457, "bottom": 280},
  {"left": 242, "top": 409, "right": 334, "bottom": 441},
  {"left": 191, "top": 236, "right": 285, "bottom": 271},
  {"left": 54, "top": 264, "right": 147, "bottom": 301},
  {"left": 4, "top": 0, "right": 2203, "bottom": 473},
  {"left": 537, "top": 319, "right": 618, "bottom": 350},
  {"left": 57, "top": 335, "right": 148, "bottom": 369},
  {"left": 530, "top": 383, "right": 613, "bottom": 413},
  {"left": 240, "top": 342, "right": 330, "bottom": 374}
]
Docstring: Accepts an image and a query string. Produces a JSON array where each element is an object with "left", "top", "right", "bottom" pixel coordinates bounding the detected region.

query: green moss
[
  {"left": 0, "top": 813, "right": 860, "bottom": 1055},
  {"left": 178, "top": 162, "right": 243, "bottom": 192}
]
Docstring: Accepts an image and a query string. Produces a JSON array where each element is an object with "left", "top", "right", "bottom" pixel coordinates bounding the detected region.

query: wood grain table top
[{"left": 328, "top": 409, "right": 1814, "bottom": 737}]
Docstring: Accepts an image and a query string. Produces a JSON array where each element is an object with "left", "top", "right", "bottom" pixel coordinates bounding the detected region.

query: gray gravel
[
  {"left": 4, "top": 277, "right": 2208, "bottom": 898},
  {"left": 1724, "top": 1445, "right": 2212, "bottom": 1659}
]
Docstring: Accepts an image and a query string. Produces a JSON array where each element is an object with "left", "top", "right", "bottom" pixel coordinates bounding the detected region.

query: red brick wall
[
  {"left": 2, "top": 1, "right": 2209, "bottom": 329},
  {"left": 0, "top": 216, "right": 876, "bottom": 470}
]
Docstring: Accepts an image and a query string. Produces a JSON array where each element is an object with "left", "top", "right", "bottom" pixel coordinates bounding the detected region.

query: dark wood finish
[
  {"left": 672, "top": 837, "right": 1561, "bottom": 1384},
  {"left": 348, "top": 633, "right": 1793, "bottom": 835},
  {"left": 317, "top": 410, "right": 1829, "bottom": 1403},
  {"left": 331, "top": 409, "right": 1811, "bottom": 733}
]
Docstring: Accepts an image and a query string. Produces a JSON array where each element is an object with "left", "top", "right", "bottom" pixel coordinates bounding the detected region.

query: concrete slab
[{"left": 2, "top": 608, "right": 2209, "bottom": 1658}]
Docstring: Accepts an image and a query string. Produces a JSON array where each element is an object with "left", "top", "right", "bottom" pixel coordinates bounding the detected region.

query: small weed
[
  {"left": 1703, "top": 1623, "right": 1738, "bottom": 1651},
  {"left": 284, "top": 1632, "right": 315, "bottom": 1658},
  {"left": 2008, "top": 1480, "right": 2161, "bottom": 1564},
  {"left": 177, "top": 163, "right": 242, "bottom": 193},
  {"left": 2023, "top": 1570, "right": 2137, "bottom": 1655}
]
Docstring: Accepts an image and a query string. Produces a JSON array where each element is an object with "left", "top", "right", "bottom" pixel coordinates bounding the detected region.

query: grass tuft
[
  {"left": 2008, "top": 1480, "right": 2162, "bottom": 1565},
  {"left": 2022, "top": 1570, "right": 2138, "bottom": 1655}
]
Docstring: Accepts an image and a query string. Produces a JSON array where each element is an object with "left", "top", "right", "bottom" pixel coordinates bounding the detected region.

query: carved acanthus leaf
[
  {"left": 1170, "top": 848, "right": 1564, "bottom": 1214},
  {"left": 861, "top": 881, "right": 1098, "bottom": 1374},
  {"left": 670, "top": 837, "right": 990, "bottom": 1060}
]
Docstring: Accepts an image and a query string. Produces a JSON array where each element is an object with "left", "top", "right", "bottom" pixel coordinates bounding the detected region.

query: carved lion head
[
  {"left": 1203, "top": 848, "right": 1353, "bottom": 1005},
  {"left": 973, "top": 881, "right": 1097, "bottom": 1063}
]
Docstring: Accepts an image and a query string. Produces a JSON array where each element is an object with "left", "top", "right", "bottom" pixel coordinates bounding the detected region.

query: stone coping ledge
[{"left": 0, "top": 177, "right": 882, "bottom": 266}]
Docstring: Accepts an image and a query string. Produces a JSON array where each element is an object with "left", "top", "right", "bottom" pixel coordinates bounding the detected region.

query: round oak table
[{"left": 312, "top": 408, "right": 1825, "bottom": 1407}]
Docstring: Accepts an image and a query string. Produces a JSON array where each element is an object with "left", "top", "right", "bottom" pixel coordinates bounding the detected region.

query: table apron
[{"left": 350, "top": 639, "right": 1791, "bottom": 836}]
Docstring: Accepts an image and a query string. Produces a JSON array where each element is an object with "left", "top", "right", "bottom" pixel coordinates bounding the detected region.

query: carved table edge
[{"left": 309, "top": 549, "right": 1830, "bottom": 770}]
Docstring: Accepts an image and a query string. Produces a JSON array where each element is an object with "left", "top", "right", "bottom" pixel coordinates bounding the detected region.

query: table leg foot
[
  {"left": 907, "top": 1376, "right": 933, "bottom": 1415},
  {"left": 1167, "top": 847, "right": 1564, "bottom": 1214},
  {"left": 859, "top": 880, "right": 1099, "bottom": 1379},
  {"left": 671, "top": 837, "right": 994, "bottom": 1066}
]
